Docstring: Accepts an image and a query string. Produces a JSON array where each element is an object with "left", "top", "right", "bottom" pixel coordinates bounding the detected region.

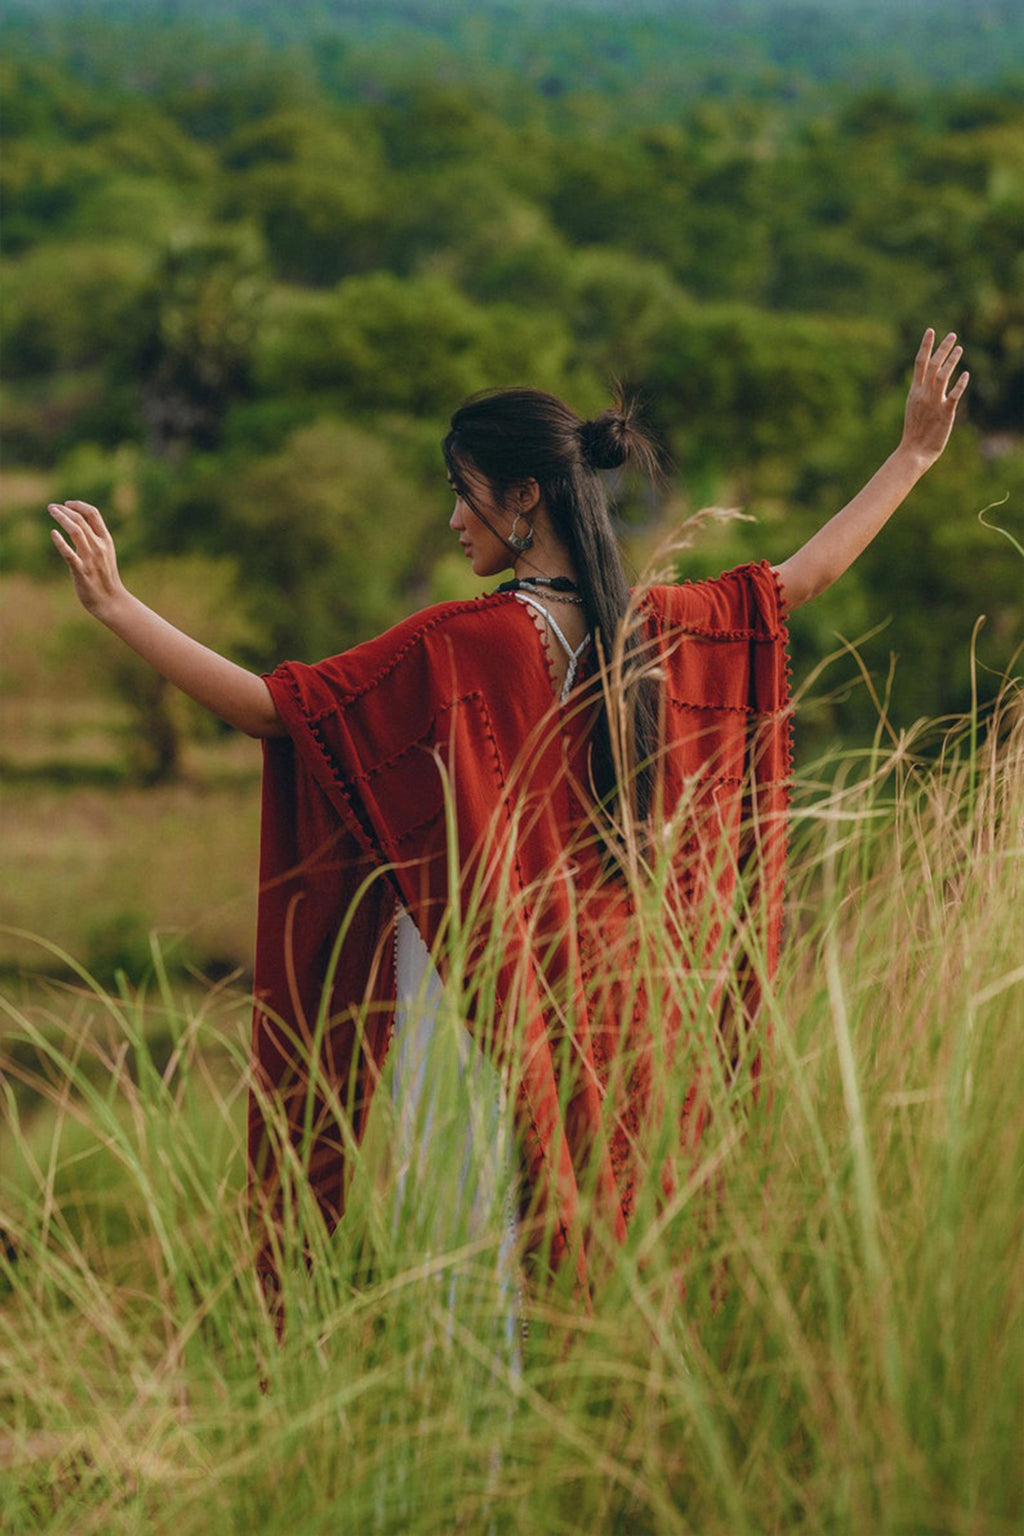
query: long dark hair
[{"left": 442, "top": 386, "right": 662, "bottom": 834}]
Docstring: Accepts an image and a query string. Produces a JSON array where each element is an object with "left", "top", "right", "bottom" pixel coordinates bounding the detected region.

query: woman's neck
[{"left": 512, "top": 532, "right": 577, "bottom": 587}]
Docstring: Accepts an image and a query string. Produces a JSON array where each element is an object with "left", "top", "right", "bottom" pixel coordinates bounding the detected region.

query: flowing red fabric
[{"left": 249, "top": 562, "right": 792, "bottom": 1288}]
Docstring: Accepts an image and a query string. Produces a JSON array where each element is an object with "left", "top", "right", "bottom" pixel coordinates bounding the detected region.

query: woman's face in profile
[{"left": 447, "top": 464, "right": 517, "bottom": 579}]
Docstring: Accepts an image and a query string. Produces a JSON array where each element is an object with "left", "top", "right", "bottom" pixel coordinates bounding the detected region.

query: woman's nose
[{"left": 450, "top": 500, "right": 464, "bottom": 530}]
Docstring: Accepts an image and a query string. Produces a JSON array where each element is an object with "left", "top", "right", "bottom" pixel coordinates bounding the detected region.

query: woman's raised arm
[
  {"left": 774, "top": 329, "right": 969, "bottom": 611},
  {"left": 49, "top": 500, "right": 285, "bottom": 738}
]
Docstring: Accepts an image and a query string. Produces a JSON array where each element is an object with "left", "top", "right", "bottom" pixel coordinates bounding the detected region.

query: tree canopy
[{"left": 2, "top": 6, "right": 1022, "bottom": 759}]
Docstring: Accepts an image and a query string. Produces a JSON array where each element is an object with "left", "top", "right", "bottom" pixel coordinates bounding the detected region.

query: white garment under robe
[
  {"left": 391, "top": 909, "right": 521, "bottom": 1359},
  {"left": 388, "top": 608, "right": 591, "bottom": 1352}
]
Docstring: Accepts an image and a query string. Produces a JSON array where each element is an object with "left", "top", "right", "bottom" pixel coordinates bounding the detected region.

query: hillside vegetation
[
  {"left": 4, "top": 6, "right": 1023, "bottom": 983},
  {"left": 4, "top": 40, "right": 1022, "bottom": 736}
]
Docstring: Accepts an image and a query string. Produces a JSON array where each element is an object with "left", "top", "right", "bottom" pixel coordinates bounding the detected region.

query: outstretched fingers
[
  {"left": 902, "top": 328, "right": 969, "bottom": 461},
  {"left": 50, "top": 501, "right": 109, "bottom": 546},
  {"left": 49, "top": 524, "right": 81, "bottom": 568},
  {"left": 49, "top": 502, "right": 88, "bottom": 555},
  {"left": 916, "top": 329, "right": 968, "bottom": 405},
  {"left": 935, "top": 337, "right": 963, "bottom": 389},
  {"left": 66, "top": 500, "right": 106, "bottom": 529},
  {"left": 914, "top": 326, "right": 936, "bottom": 382},
  {"left": 929, "top": 330, "right": 959, "bottom": 374},
  {"left": 947, "top": 367, "right": 970, "bottom": 403},
  {"left": 48, "top": 500, "right": 125, "bottom": 617}
]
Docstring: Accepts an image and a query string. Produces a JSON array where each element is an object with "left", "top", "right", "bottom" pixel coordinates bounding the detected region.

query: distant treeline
[
  {"left": 5, "top": 0, "right": 1024, "bottom": 121},
  {"left": 2, "top": 25, "right": 1022, "bottom": 755}
]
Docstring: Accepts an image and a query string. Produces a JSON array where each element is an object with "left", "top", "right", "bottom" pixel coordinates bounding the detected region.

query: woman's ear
[{"left": 514, "top": 478, "right": 542, "bottom": 514}]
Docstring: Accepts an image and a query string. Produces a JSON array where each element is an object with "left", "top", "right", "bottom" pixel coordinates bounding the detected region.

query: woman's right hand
[
  {"left": 49, "top": 500, "right": 129, "bottom": 622},
  {"left": 49, "top": 497, "right": 284, "bottom": 736}
]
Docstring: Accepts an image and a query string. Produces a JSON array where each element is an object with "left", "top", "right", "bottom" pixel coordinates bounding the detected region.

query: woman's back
[{"left": 252, "top": 563, "right": 792, "bottom": 1281}]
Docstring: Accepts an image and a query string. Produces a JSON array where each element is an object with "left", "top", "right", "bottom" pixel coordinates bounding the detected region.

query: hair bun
[{"left": 578, "top": 412, "right": 629, "bottom": 472}]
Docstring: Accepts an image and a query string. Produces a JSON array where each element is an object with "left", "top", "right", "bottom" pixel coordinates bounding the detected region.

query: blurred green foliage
[{"left": 2, "top": 11, "right": 1022, "bottom": 757}]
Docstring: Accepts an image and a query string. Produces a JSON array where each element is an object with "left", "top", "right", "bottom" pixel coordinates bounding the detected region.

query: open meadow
[
  {"left": 2, "top": 681, "right": 1022, "bottom": 1533},
  {"left": 1, "top": 570, "right": 262, "bottom": 984}
]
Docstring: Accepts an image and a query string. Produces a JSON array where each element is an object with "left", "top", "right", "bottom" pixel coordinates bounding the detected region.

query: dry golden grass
[
  {"left": 2, "top": 777, "right": 260, "bottom": 975},
  {"left": 1, "top": 710, "right": 1020, "bottom": 1535},
  {"left": 2, "top": 574, "right": 261, "bottom": 976}
]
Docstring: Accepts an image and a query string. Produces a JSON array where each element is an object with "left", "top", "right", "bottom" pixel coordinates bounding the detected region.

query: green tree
[
  {"left": 255, "top": 272, "right": 574, "bottom": 419},
  {"left": 219, "top": 108, "right": 386, "bottom": 284},
  {"left": 118, "top": 227, "right": 267, "bottom": 459},
  {"left": 59, "top": 554, "right": 259, "bottom": 784},
  {"left": 1, "top": 241, "right": 149, "bottom": 379},
  {"left": 215, "top": 417, "right": 439, "bottom": 659},
  {"left": 646, "top": 303, "right": 892, "bottom": 473},
  {"left": 565, "top": 247, "right": 684, "bottom": 382}
]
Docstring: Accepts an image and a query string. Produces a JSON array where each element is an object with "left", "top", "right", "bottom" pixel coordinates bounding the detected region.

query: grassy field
[
  {"left": 1, "top": 686, "right": 1021, "bottom": 1534},
  {"left": 1, "top": 572, "right": 262, "bottom": 981}
]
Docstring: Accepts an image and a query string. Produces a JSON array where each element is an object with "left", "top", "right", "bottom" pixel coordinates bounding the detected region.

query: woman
[{"left": 49, "top": 329, "right": 968, "bottom": 1290}]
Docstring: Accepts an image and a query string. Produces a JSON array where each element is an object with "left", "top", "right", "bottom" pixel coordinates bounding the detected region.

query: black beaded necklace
[{"left": 494, "top": 575, "right": 580, "bottom": 594}]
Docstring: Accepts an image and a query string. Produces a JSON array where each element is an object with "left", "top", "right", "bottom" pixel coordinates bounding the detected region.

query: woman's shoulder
[
  {"left": 418, "top": 590, "right": 518, "bottom": 625},
  {"left": 384, "top": 591, "right": 522, "bottom": 648},
  {"left": 266, "top": 590, "right": 546, "bottom": 729},
  {"left": 269, "top": 593, "right": 518, "bottom": 693}
]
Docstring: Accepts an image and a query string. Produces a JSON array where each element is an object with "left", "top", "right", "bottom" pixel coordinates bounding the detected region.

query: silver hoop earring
[{"left": 508, "top": 513, "right": 535, "bottom": 553}]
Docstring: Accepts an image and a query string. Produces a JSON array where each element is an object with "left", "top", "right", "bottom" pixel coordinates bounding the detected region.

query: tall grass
[{"left": 2, "top": 698, "right": 1022, "bottom": 1535}]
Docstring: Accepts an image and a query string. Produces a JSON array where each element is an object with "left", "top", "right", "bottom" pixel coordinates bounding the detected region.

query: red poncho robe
[{"left": 250, "top": 562, "right": 792, "bottom": 1289}]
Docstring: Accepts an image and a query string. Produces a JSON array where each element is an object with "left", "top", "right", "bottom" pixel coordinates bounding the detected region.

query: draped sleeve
[
  {"left": 248, "top": 597, "right": 584, "bottom": 1272},
  {"left": 644, "top": 558, "right": 792, "bottom": 1017},
  {"left": 249, "top": 602, "right": 486, "bottom": 1254}
]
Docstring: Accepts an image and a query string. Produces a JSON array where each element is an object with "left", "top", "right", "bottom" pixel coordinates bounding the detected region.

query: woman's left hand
[
  {"left": 775, "top": 326, "right": 970, "bottom": 611},
  {"left": 900, "top": 328, "right": 969, "bottom": 468}
]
